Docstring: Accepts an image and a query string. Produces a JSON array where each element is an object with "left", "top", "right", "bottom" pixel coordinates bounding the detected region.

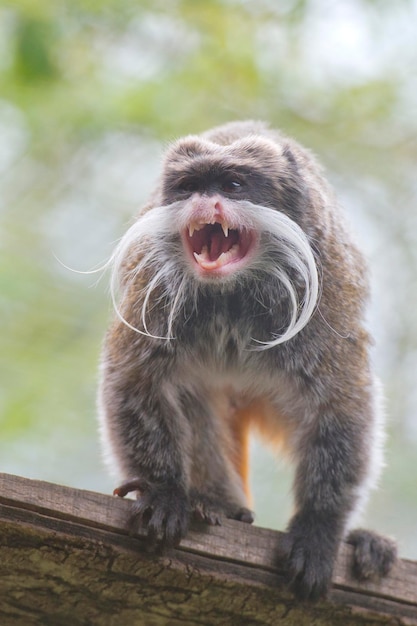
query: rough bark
[{"left": 0, "top": 474, "right": 416, "bottom": 625}]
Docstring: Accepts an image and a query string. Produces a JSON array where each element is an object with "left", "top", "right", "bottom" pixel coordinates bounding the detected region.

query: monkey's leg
[
  {"left": 183, "top": 390, "right": 254, "bottom": 527},
  {"left": 284, "top": 410, "right": 369, "bottom": 601},
  {"left": 101, "top": 368, "right": 193, "bottom": 547}
]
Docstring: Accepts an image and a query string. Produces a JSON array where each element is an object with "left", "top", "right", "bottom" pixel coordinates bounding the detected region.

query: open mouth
[{"left": 183, "top": 220, "right": 256, "bottom": 276}]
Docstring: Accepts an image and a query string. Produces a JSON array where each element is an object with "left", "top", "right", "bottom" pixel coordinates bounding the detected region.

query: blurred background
[{"left": 1, "top": 0, "right": 416, "bottom": 558}]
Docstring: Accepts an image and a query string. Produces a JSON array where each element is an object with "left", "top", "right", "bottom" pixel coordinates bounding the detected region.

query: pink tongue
[
  {"left": 208, "top": 229, "right": 238, "bottom": 261},
  {"left": 209, "top": 231, "right": 225, "bottom": 261}
]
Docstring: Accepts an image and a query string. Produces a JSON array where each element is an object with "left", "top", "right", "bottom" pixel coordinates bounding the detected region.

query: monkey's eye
[
  {"left": 176, "top": 179, "right": 199, "bottom": 194},
  {"left": 221, "top": 179, "right": 244, "bottom": 194}
]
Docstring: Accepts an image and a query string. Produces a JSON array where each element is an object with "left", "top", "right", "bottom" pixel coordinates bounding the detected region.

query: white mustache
[{"left": 106, "top": 200, "right": 320, "bottom": 349}]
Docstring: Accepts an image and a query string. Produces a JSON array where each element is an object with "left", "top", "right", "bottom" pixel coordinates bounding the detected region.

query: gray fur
[{"left": 98, "top": 121, "right": 396, "bottom": 600}]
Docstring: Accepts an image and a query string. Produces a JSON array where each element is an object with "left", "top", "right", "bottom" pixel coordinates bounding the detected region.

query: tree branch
[{"left": 0, "top": 473, "right": 415, "bottom": 625}]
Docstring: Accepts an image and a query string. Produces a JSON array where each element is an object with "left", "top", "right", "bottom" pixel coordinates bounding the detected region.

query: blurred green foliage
[{"left": 1, "top": 0, "right": 416, "bottom": 556}]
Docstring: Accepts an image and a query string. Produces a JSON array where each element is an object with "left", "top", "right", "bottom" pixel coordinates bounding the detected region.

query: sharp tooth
[
  {"left": 193, "top": 246, "right": 211, "bottom": 265},
  {"left": 194, "top": 246, "right": 210, "bottom": 264},
  {"left": 189, "top": 222, "right": 205, "bottom": 236},
  {"left": 221, "top": 221, "right": 229, "bottom": 238}
]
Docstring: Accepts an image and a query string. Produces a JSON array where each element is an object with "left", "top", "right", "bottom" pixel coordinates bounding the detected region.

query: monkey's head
[
  {"left": 160, "top": 133, "right": 309, "bottom": 281},
  {"left": 108, "top": 122, "right": 320, "bottom": 348}
]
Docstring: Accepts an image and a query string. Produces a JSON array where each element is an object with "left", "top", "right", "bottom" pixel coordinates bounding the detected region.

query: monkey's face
[{"left": 160, "top": 135, "right": 306, "bottom": 281}]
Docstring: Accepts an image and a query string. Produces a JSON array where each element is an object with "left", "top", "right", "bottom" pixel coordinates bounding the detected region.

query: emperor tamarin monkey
[{"left": 98, "top": 120, "right": 396, "bottom": 600}]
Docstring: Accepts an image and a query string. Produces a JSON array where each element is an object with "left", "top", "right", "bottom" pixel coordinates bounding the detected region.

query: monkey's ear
[
  {"left": 165, "top": 136, "right": 208, "bottom": 163},
  {"left": 282, "top": 144, "right": 297, "bottom": 165}
]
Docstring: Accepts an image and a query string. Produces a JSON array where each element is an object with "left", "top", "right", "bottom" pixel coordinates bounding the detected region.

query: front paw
[
  {"left": 283, "top": 513, "right": 340, "bottom": 601},
  {"left": 347, "top": 528, "right": 397, "bottom": 581},
  {"left": 190, "top": 490, "right": 254, "bottom": 526},
  {"left": 114, "top": 477, "right": 190, "bottom": 547}
]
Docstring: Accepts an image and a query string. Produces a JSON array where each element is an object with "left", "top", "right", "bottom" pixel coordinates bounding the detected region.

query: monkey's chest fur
[
  {"left": 172, "top": 279, "right": 299, "bottom": 359},
  {"left": 157, "top": 285, "right": 315, "bottom": 437}
]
